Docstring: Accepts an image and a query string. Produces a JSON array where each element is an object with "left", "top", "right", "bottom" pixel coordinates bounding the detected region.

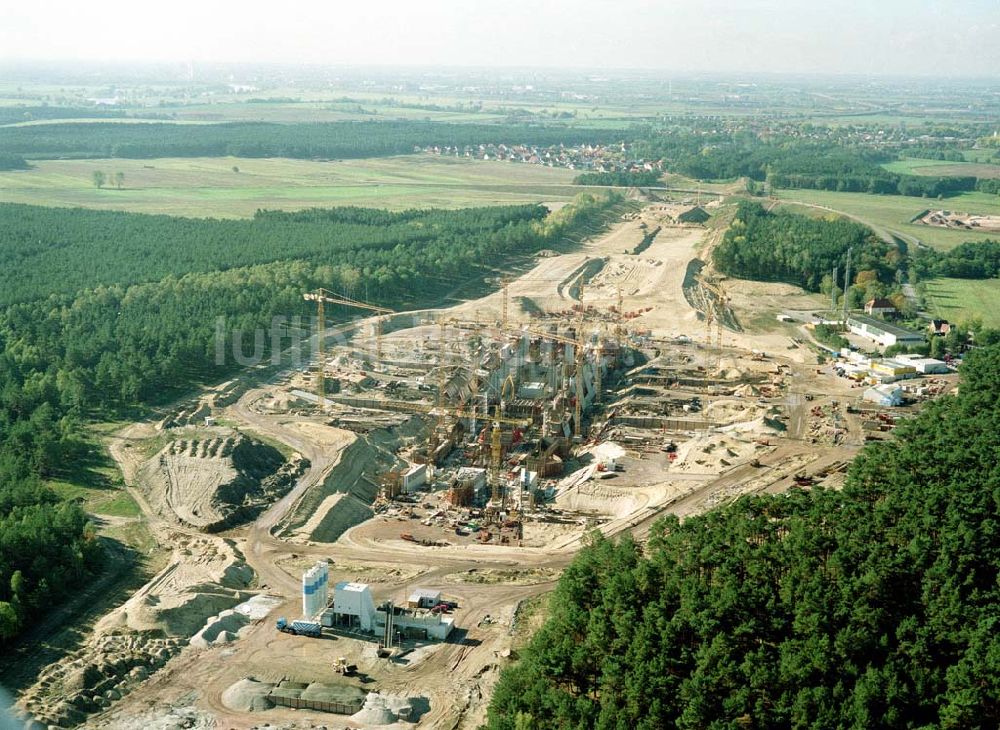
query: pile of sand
[
  {"left": 17, "top": 633, "right": 188, "bottom": 729},
  {"left": 672, "top": 432, "right": 761, "bottom": 473},
  {"left": 233, "top": 594, "right": 283, "bottom": 620},
  {"left": 718, "top": 416, "right": 783, "bottom": 435},
  {"left": 221, "top": 678, "right": 275, "bottom": 712},
  {"left": 350, "top": 692, "right": 423, "bottom": 725},
  {"left": 98, "top": 535, "right": 254, "bottom": 638},
  {"left": 189, "top": 609, "right": 253, "bottom": 648},
  {"left": 587, "top": 441, "right": 626, "bottom": 463},
  {"left": 556, "top": 481, "right": 644, "bottom": 518}
]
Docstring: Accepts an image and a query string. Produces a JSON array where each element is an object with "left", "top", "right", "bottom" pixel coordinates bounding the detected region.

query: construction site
[{"left": 10, "top": 201, "right": 958, "bottom": 730}]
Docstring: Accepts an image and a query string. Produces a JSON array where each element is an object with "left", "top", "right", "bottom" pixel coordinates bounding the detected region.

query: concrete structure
[
  {"left": 331, "top": 581, "right": 377, "bottom": 631},
  {"left": 375, "top": 604, "right": 454, "bottom": 641},
  {"left": 847, "top": 315, "right": 924, "bottom": 348},
  {"left": 863, "top": 384, "right": 904, "bottom": 407},
  {"left": 839, "top": 348, "right": 871, "bottom": 366},
  {"left": 302, "top": 561, "right": 329, "bottom": 620},
  {"left": 402, "top": 463, "right": 427, "bottom": 492},
  {"left": 518, "top": 468, "right": 539, "bottom": 490},
  {"left": 518, "top": 382, "right": 547, "bottom": 399},
  {"left": 407, "top": 588, "right": 441, "bottom": 609},
  {"left": 328, "top": 581, "right": 454, "bottom": 640},
  {"left": 455, "top": 467, "right": 487, "bottom": 496}
]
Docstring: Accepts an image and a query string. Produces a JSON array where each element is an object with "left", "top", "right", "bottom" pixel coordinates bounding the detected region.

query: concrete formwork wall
[{"left": 612, "top": 415, "right": 717, "bottom": 431}]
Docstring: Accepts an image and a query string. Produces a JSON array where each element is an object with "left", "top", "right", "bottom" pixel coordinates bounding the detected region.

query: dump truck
[{"left": 276, "top": 617, "right": 322, "bottom": 638}]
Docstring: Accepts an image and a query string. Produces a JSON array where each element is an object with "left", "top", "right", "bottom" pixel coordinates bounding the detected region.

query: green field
[
  {"left": 775, "top": 189, "right": 1000, "bottom": 251},
  {"left": 0, "top": 155, "right": 583, "bottom": 216},
  {"left": 882, "top": 158, "right": 1000, "bottom": 178},
  {"left": 924, "top": 277, "right": 1000, "bottom": 328}
]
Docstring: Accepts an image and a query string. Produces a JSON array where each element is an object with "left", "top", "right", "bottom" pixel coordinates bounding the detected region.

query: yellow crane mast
[
  {"left": 500, "top": 277, "right": 510, "bottom": 331},
  {"left": 615, "top": 285, "right": 625, "bottom": 349},
  {"left": 697, "top": 275, "right": 729, "bottom": 371},
  {"left": 303, "top": 288, "right": 394, "bottom": 408}
]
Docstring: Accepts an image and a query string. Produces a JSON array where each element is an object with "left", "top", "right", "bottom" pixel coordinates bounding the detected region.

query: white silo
[{"left": 302, "top": 561, "right": 329, "bottom": 618}]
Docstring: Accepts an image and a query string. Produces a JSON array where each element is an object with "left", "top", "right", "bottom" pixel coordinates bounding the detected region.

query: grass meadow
[{"left": 0, "top": 155, "right": 583, "bottom": 217}]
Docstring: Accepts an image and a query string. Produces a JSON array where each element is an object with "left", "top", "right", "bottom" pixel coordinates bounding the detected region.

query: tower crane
[
  {"left": 500, "top": 277, "right": 510, "bottom": 331},
  {"left": 428, "top": 401, "right": 530, "bottom": 507},
  {"left": 615, "top": 285, "right": 626, "bottom": 350},
  {"left": 696, "top": 275, "right": 730, "bottom": 372},
  {"left": 304, "top": 289, "right": 394, "bottom": 408}
]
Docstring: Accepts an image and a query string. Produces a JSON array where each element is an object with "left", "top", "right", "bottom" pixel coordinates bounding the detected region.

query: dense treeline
[
  {"left": 713, "top": 201, "right": 898, "bottom": 291},
  {"left": 573, "top": 171, "right": 661, "bottom": 187},
  {"left": 0, "top": 338, "right": 102, "bottom": 642},
  {"left": 0, "top": 467, "right": 101, "bottom": 641},
  {"left": 975, "top": 178, "right": 1000, "bottom": 195},
  {"left": 634, "top": 133, "right": 995, "bottom": 198},
  {"left": 0, "top": 195, "right": 620, "bottom": 409},
  {"left": 0, "top": 154, "right": 30, "bottom": 171},
  {"left": 0, "top": 120, "right": 631, "bottom": 160},
  {"left": 913, "top": 239, "right": 1000, "bottom": 279},
  {"left": 0, "top": 202, "right": 549, "bottom": 305},
  {"left": 904, "top": 148, "right": 967, "bottom": 162},
  {"left": 488, "top": 346, "right": 1000, "bottom": 729},
  {"left": 0, "top": 106, "right": 128, "bottom": 125}
]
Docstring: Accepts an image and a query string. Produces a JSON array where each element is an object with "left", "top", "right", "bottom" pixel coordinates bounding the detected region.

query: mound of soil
[{"left": 139, "top": 428, "right": 303, "bottom": 531}]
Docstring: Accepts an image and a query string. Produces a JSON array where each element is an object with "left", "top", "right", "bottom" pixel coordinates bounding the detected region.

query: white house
[
  {"left": 407, "top": 588, "right": 442, "bottom": 609},
  {"left": 865, "top": 298, "right": 898, "bottom": 317}
]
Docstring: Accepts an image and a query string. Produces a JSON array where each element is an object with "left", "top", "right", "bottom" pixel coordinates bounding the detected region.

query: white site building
[{"left": 321, "top": 581, "right": 454, "bottom": 641}]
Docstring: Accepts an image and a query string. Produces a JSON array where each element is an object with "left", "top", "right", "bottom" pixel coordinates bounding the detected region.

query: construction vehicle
[
  {"left": 276, "top": 617, "right": 322, "bottom": 638},
  {"left": 303, "top": 288, "right": 395, "bottom": 407},
  {"left": 332, "top": 657, "right": 357, "bottom": 675}
]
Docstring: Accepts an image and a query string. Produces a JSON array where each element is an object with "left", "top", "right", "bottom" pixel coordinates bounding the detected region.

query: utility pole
[
  {"left": 831, "top": 265, "right": 838, "bottom": 315},
  {"left": 842, "top": 248, "right": 852, "bottom": 326},
  {"left": 316, "top": 296, "right": 325, "bottom": 409}
]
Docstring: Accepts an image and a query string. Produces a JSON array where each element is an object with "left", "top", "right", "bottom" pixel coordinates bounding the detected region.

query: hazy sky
[{"left": 2, "top": 0, "right": 998, "bottom": 76}]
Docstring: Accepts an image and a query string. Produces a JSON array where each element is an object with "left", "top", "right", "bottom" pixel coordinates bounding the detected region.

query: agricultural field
[
  {"left": 882, "top": 157, "right": 1000, "bottom": 178},
  {"left": 775, "top": 189, "right": 1000, "bottom": 251},
  {"left": 924, "top": 277, "right": 1000, "bottom": 328},
  {"left": 0, "top": 154, "right": 582, "bottom": 217}
]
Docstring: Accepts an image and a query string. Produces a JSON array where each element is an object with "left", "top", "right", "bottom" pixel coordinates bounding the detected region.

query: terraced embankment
[{"left": 277, "top": 434, "right": 403, "bottom": 543}]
